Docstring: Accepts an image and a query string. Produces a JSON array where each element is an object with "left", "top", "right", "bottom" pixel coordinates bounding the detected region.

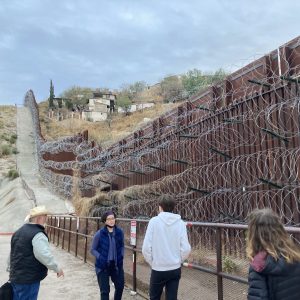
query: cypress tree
[{"left": 49, "top": 79, "right": 55, "bottom": 108}]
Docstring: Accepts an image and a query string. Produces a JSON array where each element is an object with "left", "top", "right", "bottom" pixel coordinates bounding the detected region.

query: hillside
[
  {"left": 38, "top": 102, "right": 179, "bottom": 147},
  {"left": 0, "top": 106, "right": 17, "bottom": 179},
  {"left": 0, "top": 105, "right": 27, "bottom": 232}
]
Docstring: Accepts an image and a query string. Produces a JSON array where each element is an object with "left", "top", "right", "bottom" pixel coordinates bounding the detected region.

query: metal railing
[
  {"left": 21, "top": 178, "right": 37, "bottom": 206},
  {"left": 46, "top": 215, "right": 300, "bottom": 300}
]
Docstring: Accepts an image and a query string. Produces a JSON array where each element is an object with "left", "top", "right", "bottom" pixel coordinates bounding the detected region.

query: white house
[
  {"left": 82, "top": 92, "right": 116, "bottom": 122},
  {"left": 118, "top": 102, "right": 155, "bottom": 113}
]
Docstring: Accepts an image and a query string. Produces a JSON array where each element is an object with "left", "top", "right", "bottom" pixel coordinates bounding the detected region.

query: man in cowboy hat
[{"left": 8, "top": 206, "right": 64, "bottom": 300}]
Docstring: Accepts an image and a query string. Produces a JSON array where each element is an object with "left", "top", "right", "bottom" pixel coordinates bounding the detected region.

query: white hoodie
[{"left": 142, "top": 212, "right": 191, "bottom": 271}]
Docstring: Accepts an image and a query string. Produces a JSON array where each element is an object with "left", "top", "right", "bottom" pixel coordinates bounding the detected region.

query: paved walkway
[
  {"left": 0, "top": 106, "right": 75, "bottom": 232},
  {"left": 16, "top": 106, "right": 73, "bottom": 213},
  {"left": 0, "top": 235, "right": 144, "bottom": 300}
]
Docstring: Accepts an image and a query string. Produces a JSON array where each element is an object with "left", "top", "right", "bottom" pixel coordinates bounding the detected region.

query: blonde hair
[{"left": 246, "top": 208, "right": 300, "bottom": 263}]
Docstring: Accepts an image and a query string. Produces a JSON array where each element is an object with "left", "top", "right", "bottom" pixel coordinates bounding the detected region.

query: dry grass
[
  {"left": 76, "top": 192, "right": 113, "bottom": 216},
  {"left": 39, "top": 102, "right": 179, "bottom": 148},
  {"left": 0, "top": 106, "right": 16, "bottom": 134},
  {"left": 71, "top": 168, "right": 88, "bottom": 214},
  {"left": 0, "top": 106, "right": 17, "bottom": 160},
  {"left": 73, "top": 185, "right": 139, "bottom": 216}
]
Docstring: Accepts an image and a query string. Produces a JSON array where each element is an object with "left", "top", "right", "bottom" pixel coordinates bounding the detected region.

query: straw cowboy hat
[{"left": 29, "top": 206, "right": 49, "bottom": 218}]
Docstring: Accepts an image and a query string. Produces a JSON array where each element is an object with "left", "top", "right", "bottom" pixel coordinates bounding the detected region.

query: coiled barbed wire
[{"left": 24, "top": 51, "right": 300, "bottom": 224}]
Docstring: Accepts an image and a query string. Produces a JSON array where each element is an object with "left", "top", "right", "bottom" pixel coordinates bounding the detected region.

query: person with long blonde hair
[{"left": 247, "top": 208, "right": 300, "bottom": 300}]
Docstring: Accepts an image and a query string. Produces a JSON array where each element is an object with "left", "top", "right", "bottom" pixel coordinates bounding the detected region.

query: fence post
[
  {"left": 132, "top": 246, "right": 137, "bottom": 294},
  {"left": 53, "top": 217, "right": 57, "bottom": 244},
  {"left": 216, "top": 227, "right": 223, "bottom": 300},
  {"left": 57, "top": 217, "right": 60, "bottom": 247},
  {"left": 130, "top": 220, "right": 137, "bottom": 295},
  {"left": 75, "top": 217, "right": 79, "bottom": 257},
  {"left": 62, "top": 217, "right": 66, "bottom": 249},
  {"left": 68, "top": 217, "right": 72, "bottom": 252},
  {"left": 84, "top": 218, "right": 88, "bottom": 263},
  {"left": 48, "top": 217, "right": 52, "bottom": 240}
]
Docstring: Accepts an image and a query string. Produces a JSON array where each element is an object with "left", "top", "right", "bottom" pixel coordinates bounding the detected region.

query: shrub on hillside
[
  {"left": 12, "top": 147, "right": 18, "bottom": 154},
  {"left": 7, "top": 169, "right": 19, "bottom": 180},
  {"left": 0, "top": 144, "right": 11, "bottom": 156},
  {"left": 222, "top": 256, "right": 238, "bottom": 273},
  {"left": 9, "top": 134, "right": 17, "bottom": 144},
  {"left": 1, "top": 134, "right": 10, "bottom": 142}
]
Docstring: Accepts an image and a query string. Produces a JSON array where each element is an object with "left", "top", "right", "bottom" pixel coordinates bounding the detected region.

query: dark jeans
[
  {"left": 11, "top": 281, "right": 40, "bottom": 300},
  {"left": 150, "top": 268, "right": 181, "bottom": 300},
  {"left": 97, "top": 264, "right": 124, "bottom": 300}
]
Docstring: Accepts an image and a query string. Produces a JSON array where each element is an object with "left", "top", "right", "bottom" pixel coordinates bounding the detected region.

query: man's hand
[{"left": 57, "top": 269, "right": 64, "bottom": 278}]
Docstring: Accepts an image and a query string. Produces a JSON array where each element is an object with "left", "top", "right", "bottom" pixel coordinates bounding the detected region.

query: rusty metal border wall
[
  {"left": 107, "top": 36, "right": 300, "bottom": 190},
  {"left": 24, "top": 37, "right": 300, "bottom": 221},
  {"left": 99, "top": 37, "right": 300, "bottom": 224}
]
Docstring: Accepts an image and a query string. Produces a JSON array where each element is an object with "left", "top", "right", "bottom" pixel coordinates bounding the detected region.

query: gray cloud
[{"left": 0, "top": 0, "right": 300, "bottom": 104}]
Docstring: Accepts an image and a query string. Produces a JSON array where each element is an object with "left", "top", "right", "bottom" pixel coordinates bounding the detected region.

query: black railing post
[
  {"left": 68, "top": 217, "right": 72, "bottom": 252},
  {"left": 53, "top": 216, "right": 57, "bottom": 243},
  {"left": 132, "top": 246, "right": 137, "bottom": 293},
  {"left": 57, "top": 217, "right": 60, "bottom": 247},
  {"left": 75, "top": 217, "right": 79, "bottom": 257},
  {"left": 62, "top": 217, "right": 66, "bottom": 249},
  {"left": 129, "top": 219, "right": 137, "bottom": 295},
  {"left": 216, "top": 227, "right": 224, "bottom": 300},
  {"left": 48, "top": 217, "right": 52, "bottom": 240},
  {"left": 84, "top": 218, "right": 88, "bottom": 263}
]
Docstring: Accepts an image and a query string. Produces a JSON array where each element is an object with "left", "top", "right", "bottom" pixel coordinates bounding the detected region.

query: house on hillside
[
  {"left": 53, "top": 97, "right": 65, "bottom": 108},
  {"left": 82, "top": 92, "right": 116, "bottom": 122},
  {"left": 117, "top": 102, "right": 155, "bottom": 113}
]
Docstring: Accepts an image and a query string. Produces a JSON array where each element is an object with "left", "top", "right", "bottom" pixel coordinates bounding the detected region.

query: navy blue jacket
[
  {"left": 248, "top": 251, "right": 300, "bottom": 300},
  {"left": 91, "top": 226, "right": 124, "bottom": 271}
]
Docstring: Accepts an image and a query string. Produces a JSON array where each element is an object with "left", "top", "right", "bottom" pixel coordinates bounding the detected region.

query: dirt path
[{"left": 0, "top": 235, "right": 144, "bottom": 300}]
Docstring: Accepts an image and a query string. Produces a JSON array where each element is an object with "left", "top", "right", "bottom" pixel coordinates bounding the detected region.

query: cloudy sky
[{"left": 1, "top": 0, "right": 300, "bottom": 104}]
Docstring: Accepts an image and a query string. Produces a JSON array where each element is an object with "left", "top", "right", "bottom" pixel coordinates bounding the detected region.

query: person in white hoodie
[{"left": 142, "top": 194, "right": 191, "bottom": 300}]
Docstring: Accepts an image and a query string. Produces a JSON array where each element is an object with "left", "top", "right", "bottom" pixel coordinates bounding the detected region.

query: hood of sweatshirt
[
  {"left": 158, "top": 212, "right": 181, "bottom": 226},
  {"left": 251, "top": 251, "right": 300, "bottom": 276}
]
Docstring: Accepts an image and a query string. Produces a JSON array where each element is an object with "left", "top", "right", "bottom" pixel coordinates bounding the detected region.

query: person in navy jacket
[
  {"left": 91, "top": 211, "right": 124, "bottom": 300},
  {"left": 247, "top": 208, "right": 300, "bottom": 300}
]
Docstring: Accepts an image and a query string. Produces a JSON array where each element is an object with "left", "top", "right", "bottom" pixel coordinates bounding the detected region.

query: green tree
[
  {"left": 94, "top": 87, "right": 112, "bottom": 94},
  {"left": 60, "top": 86, "right": 93, "bottom": 106},
  {"left": 211, "top": 68, "right": 227, "bottom": 84},
  {"left": 64, "top": 99, "right": 73, "bottom": 110},
  {"left": 129, "top": 81, "right": 147, "bottom": 95},
  {"left": 160, "top": 75, "right": 184, "bottom": 103},
  {"left": 182, "top": 68, "right": 227, "bottom": 97},
  {"left": 117, "top": 94, "right": 132, "bottom": 115},
  {"left": 118, "top": 81, "right": 147, "bottom": 103},
  {"left": 49, "top": 79, "right": 55, "bottom": 108},
  {"left": 182, "top": 69, "right": 205, "bottom": 96},
  {"left": 57, "top": 98, "right": 63, "bottom": 108}
]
